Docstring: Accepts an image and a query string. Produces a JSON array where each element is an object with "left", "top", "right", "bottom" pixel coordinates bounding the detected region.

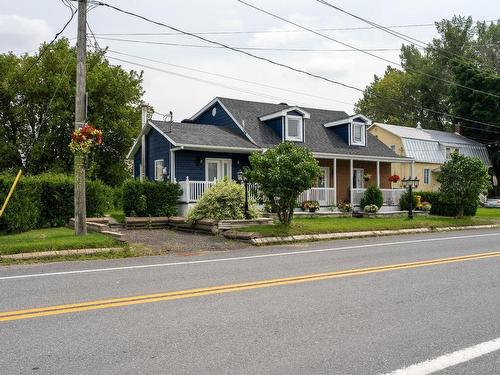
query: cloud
[{"left": 0, "top": 14, "right": 51, "bottom": 53}]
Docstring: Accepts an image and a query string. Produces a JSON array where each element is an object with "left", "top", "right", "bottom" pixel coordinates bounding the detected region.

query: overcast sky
[{"left": 0, "top": 0, "right": 497, "bottom": 121}]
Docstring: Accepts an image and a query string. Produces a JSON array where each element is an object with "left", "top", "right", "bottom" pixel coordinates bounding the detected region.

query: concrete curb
[
  {"left": 250, "top": 224, "right": 500, "bottom": 245},
  {"left": 1, "top": 247, "right": 124, "bottom": 260}
]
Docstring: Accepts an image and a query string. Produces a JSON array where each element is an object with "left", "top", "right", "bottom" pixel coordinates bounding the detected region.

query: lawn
[
  {"left": 240, "top": 215, "right": 493, "bottom": 237},
  {"left": 0, "top": 227, "right": 122, "bottom": 255},
  {"left": 476, "top": 207, "right": 500, "bottom": 219}
]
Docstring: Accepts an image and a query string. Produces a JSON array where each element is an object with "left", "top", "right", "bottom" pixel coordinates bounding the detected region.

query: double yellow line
[{"left": 1, "top": 251, "right": 500, "bottom": 323}]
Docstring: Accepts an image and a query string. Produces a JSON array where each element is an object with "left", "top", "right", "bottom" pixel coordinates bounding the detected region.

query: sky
[{"left": 0, "top": 0, "right": 497, "bottom": 121}]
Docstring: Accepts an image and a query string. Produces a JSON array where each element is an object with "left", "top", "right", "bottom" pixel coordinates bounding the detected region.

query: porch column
[
  {"left": 410, "top": 160, "right": 415, "bottom": 178},
  {"left": 333, "top": 158, "right": 337, "bottom": 206},
  {"left": 376, "top": 161, "right": 380, "bottom": 188},
  {"left": 349, "top": 159, "right": 353, "bottom": 203}
]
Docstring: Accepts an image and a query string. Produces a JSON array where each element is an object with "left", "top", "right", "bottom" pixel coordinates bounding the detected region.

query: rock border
[
  {"left": 249, "top": 224, "right": 500, "bottom": 245},
  {"left": 1, "top": 247, "right": 124, "bottom": 260}
]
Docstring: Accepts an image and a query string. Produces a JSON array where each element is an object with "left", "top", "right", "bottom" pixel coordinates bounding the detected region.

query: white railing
[
  {"left": 298, "top": 187, "right": 336, "bottom": 206},
  {"left": 351, "top": 188, "right": 405, "bottom": 206},
  {"left": 178, "top": 178, "right": 216, "bottom": 203}
]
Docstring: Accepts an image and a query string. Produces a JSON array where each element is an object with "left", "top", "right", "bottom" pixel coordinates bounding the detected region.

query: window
[
  {"left": 353, "top": 168, "right": 364, "bottom": 189},
  {"left": 351, "top": 122, "right": 365, "bottom": 146},
  {"left": 423, "top": 168, "right": 430, "bottom": 185},
  {"left": 285, "top": 115, "right": 303, "bottom": 141},
  {"left": 154, "top": 159, "right": 164, "bottom": 181},
  {"left": 205, "top": 158, "right": 232, "bottom": 181}
]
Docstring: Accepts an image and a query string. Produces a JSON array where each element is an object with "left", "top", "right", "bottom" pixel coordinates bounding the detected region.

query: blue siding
[
  {"left": 332, "top": 124, "right": 349, "bottom": 144},
  {"left": 193, "top": 102, "right": 245, "bottom": 137},
  {"left": 287, "top": 110, "right": 303, "bottom": 116},
  {"left": 264, "top": 116, "right": 283, "bottom": 139},
  {"left": 132, "top": 128, "right": 172, "bottom": 180},
  {"left": 175, "top": 150, "right": 250, "bottom": 181},
  {"left": 133, "top": 147, "right": 141, "bottom": 178}
]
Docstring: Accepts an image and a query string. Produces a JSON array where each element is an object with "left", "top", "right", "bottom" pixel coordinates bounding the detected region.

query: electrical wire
[
  {"left": 237, "top": 0, "right": 500, "bottom": 100},
  {"left": 89, "top": 1, "right": 500, "bottom": 130}
]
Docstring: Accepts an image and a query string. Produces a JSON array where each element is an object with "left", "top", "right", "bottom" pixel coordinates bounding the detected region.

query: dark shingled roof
[
  {"left": 150, "top": 120, "right": 259, "bottom": 149},
  {"left": 217, "top": 97, "right": 400, "bottom": 157}
]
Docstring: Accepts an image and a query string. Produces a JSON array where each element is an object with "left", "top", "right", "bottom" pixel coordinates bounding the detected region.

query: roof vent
[
  {"left": 416, "top": 121, "right": 422, "bottom": 129},
  {"left": 278, "top": 102, "right": 288, "bottom": 106}
]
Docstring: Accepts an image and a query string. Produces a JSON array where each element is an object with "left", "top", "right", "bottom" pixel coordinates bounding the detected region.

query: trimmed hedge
[
  {"left": 399, "top": 190, "right": 477, "bottom": 216},
  {"left": 122, "top": 179, "right": 182, "bottom": 217},
  {"left": 0, "top": 173, "right": 113, "bottom": 234}
]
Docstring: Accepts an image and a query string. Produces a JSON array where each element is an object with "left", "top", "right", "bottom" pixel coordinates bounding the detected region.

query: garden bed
[{"left": 238, "top": 215, "right": 493, "bottom": 238}]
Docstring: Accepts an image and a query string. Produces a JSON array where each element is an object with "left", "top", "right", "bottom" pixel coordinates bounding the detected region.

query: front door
[
  {"left": 315, "top": 167, "right": 329, "bottom": 205},
  {"left": 206, "top": 158, "right": 232, "bottom": 181}
]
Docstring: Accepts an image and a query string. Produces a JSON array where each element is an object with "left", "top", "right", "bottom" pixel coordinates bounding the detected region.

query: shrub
[
  {"left": 337, "top": 200, "right": 353, "bottom": 213},
  {"left": 360, "top": 185, "right": 383, "bottom": 209},
  {"left": 187, "top": 180, "right": 259, "bottom": 222},
  {"left": 0, "top": 175, "right": 41, "bottom": 234},
  {"left": 430, "top": 194, "right": 478, "bottom": 217},
  {"left": 0, "top": 173, "right": 115, "bottom": 233},
  {"left": 399, "top": 191, "right": 418, "bottom": 211},
  {"left": 122, "top": 179, "right": 182, "bottom": 217},
  {"left": 363, "top": 204, "right": 379, "bottom": 213}
]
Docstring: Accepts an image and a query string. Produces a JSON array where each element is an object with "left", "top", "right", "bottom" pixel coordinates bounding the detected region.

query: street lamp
[
  {"left": 237, "top": 169, "right": 250, "bottom": 219},
  {"left": 401, "top": 176, "right": 420, "bottom": 219}
]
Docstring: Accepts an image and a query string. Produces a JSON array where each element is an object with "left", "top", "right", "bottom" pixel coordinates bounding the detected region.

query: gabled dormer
[
  {"left": 324, "top": 114, "right": 371, "bottom": 147},
  {"left": 259, "top": 107, "right": 311, "bottom": 142}
]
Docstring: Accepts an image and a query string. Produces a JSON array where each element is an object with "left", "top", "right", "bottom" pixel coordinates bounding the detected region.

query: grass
[
  {"left": 0, "top": 227, "right": 123, "bottom": 255},
  {"left": 108, "top": 209, "right": 126, "bottom": 224},
  {"left": 476, "top": 207, "right": 500, "bottom": 219},
  {"left": 240, "top": 215, "right": 494, "bottom": 237}
]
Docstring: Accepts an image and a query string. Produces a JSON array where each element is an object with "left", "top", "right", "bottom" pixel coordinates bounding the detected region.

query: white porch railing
[
  {"left": 352, "top": 188, "right": 406, "bottom": 206},
  {"left": 178, "top": 178, "right": 216, "bottom": 203},
  {"left": 298, "top": 188, "right": 336, "bottom": 206}
]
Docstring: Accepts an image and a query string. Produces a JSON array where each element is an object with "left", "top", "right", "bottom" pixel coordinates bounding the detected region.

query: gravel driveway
[{"left": 120, "top": 229, "right": 248, "bottom": 254}]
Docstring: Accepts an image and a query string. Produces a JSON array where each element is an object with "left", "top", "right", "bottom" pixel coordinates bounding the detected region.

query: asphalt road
[{"left": 1, "top": 229, "right": 499, "bottom": 374}]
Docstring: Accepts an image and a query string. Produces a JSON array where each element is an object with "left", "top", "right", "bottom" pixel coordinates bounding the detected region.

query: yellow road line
[{"left": 1, "top": 251, "right": 500, "bottom": 323}]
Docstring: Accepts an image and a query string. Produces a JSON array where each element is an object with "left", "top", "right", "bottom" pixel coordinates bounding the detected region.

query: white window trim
[
  {"left": 423, "top": 168, "right": 431, "bottom": 185},
  {"left": 285, "top": 115, "right": 303, "bottom": 142},
  {"left": 351, "top": 122, "right": 366, "bottom": 146},
  {"left": 353, "top": 168, "right": 364, "bottom": 189},
  {"left": 154, "top": 159, "right": 164, "bottom": 181},
  {"left": 205, "top": 158, "right": 232, "bottom": 181}
]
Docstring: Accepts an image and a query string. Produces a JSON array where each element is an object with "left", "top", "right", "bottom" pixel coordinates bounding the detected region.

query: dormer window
[
  {"left": 285, "top": 115, "right": 303, "bottom": 142},
  {"left": 351, "top": 122, "right": 365, "bottom": 146}
]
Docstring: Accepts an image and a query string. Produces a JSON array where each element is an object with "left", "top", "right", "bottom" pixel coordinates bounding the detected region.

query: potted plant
[
  {"left": 363, "top": 204, "right": 379, "bottom": 214},
  {"left": 301, "top": 200, "right": 320, "bottom": 212},
  {"left": 337, "top": 200, "right": 353, "bottom": 213},
  {"left": 363, "top": 173, "right": 372, "bottom": 182}
]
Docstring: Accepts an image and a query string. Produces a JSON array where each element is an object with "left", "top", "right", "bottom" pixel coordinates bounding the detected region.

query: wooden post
[
  {"left": 350, "top": 159, "right": 353, "bottom": 203},
  {"left": 333, "top": 158, "right": 337, "bottom": 206},
  {"left": 74, "top": 0, "right": 87, "bottom": 236},
  {"left": 376, "top": 161, "right": 380, "bottom": 188},
  {"left": 185, "top": 176, "right": 190, "bottom": 202}
]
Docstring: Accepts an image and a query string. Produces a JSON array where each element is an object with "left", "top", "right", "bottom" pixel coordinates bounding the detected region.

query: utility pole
[{"left": 74, "top": 0, "right": 87, "bottom": 235}]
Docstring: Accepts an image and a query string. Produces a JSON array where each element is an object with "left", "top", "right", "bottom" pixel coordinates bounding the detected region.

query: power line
[
  {"left": 106, "top": 50, "right": 500, "bottom": 137},
  {"left": 237, "top": 0, "right": 500, "bottom": 100},
  {"left": 89, "top": 1, "right": 500, "bottom": 130},
  {"left": 96, "top": 36, "right": 414, "bottom": 52},
  {"left": 16, "top": 0, "right": 76, "bottom": 82},
  {"left": 315, "top": 0, "right": 496, "bottom": 71}
]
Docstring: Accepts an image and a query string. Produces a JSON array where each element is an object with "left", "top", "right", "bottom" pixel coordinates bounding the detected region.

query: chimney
[
  {"left": 141, "top": 102, "right": 149, "bottom": 128},
  {"left": 454, "top": 123, "right": 461, "bottom": 135}
]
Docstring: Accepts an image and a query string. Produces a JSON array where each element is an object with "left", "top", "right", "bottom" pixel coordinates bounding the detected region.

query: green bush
[
  {"left": 0, "top": 175, "right": 41, "bottom": 234},
  {"left": 415, "top": 191, "right": 440, "bottom": 204},
  {"left": 187, "top": 180, "right": 259, "bottom": 222},
  {"left": 360, "top": 185, "right": 383, "bottom": 209},
  {"left": 0, "top": 173, "right": 115, "bottom": 233},
  {"left": 430, "top": 194, "right": 478, "bottom": 216},
  {"left": 122, "top": 179, "right": 182, "bottom": 217},
  {"left": 399, "top": 190, "right": 418, "bottom": 211}
]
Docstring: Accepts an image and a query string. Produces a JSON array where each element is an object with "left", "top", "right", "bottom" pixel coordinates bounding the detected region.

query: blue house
[{"left": 128, "top": 97, "right": 412, "bottom": 213}]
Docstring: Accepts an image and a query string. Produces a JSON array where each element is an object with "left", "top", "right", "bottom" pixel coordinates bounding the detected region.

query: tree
[
  {"left": 0, "top": 38, "right": 144, "bottom": 186},
  {"left": 437, "top": 153, "right": 491, "bottom": 218},
  {"left": 245, "top": 142, "right": 321, "bottom": 225}
]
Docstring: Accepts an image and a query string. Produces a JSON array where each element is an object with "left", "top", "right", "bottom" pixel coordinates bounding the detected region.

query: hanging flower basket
[
  {"left": 363, "top": 173, "right": 372, "bottom": 182},
  {"left": 388, "top": 174, "right": 400, "bottom": 183},
  {"left": 69, "top": 123, "right": 103, "bottom": 154}
]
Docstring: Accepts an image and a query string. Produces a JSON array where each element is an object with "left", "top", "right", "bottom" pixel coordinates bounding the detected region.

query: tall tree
[{"left": 0, "top": 38, "right": 144, "bottom": 185}]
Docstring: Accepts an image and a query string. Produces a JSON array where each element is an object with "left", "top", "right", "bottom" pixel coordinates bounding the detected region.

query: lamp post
[
  {"left": 401, "top": 176, "right": 420, "bottom": 219},
  {"left": 237, "top": 170, "right": 250, "bottom": 219}
]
